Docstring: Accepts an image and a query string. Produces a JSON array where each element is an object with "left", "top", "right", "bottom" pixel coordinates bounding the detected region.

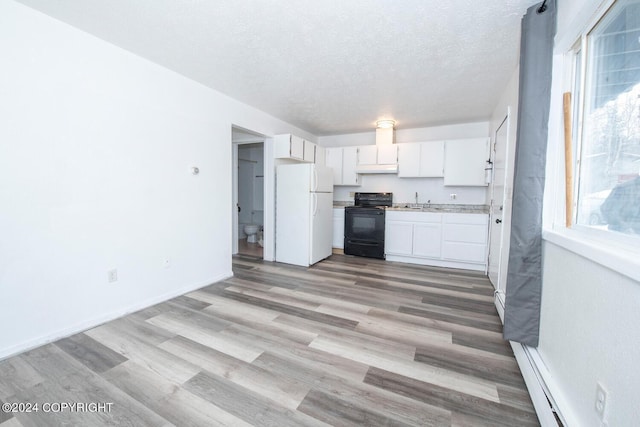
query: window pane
[{"left": 576, "top": 0, "right": 640, "bottom": 235}]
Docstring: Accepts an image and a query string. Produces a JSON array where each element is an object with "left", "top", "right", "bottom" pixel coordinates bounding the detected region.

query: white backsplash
[{"left": 333, "top": 174, "right": 487, "bottom": 205}]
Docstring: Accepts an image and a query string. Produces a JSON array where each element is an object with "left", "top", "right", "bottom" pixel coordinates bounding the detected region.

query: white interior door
[
  {"left": 238, "top": 160, "right": 254, "bottom": 226},
  {"left": 488, "top": 116, "right": 509, "bottom": 290}
]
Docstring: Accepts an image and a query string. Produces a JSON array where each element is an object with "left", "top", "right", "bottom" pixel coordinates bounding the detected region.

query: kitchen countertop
[{"left": 333, "top": 202, "right": 489, "bottom": 214}]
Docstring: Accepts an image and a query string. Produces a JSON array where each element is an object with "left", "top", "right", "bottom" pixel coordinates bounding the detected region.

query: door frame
[
  {"left": 231, "top": 127, "right": 268, "bottom": 257},
  {"left": 487, "top": 111, "right": 511, "bottom": 293}
]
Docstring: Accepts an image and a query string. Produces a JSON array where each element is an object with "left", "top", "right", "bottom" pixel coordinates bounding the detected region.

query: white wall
[
  {"left": 0, "top": 1, "right": 311, "bottom": 359},
  {"left": 332, "top": 175, "right": 488, "bottom": 205},
  {"left": 318, "top": 122, "right": 490, "bottom": 147},
  {"left": 539, "top": 0, "right": 640, "bottom": 425},
  {"left": 539, "top": 243, "right": 640, "bottom": 426},
  {"left": 319, "top": 122, "right": 490, "bottom": 205}
]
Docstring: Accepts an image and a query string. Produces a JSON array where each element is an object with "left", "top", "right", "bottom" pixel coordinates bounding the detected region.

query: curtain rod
[{"left": 537, "top": 0, "right": 548, "bottom": 14}]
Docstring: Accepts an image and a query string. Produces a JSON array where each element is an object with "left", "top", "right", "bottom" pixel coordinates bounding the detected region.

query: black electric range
[{"left": 344, "top": 192, "right": 393, "bottom": 259}]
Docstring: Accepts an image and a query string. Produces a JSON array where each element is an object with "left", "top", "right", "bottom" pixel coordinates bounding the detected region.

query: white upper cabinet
[
  {"left": 398, "top": 141, "right": 444, "bottom": 178},
  {"left": 397, "top": 143, "right": 421, "bottom": 177},
  {"left": 357, "top": 145, "right": 377, "bottom": 165},
  {"left": 291, "top": 135, "right": 305, "bottom": 160},
  {"left": 357, "top": 145, "right": 397, "bottom": 165},
  {"left": 420, "top": 141, "right": 445, "bottom": 177},
  {"left": 377, "top": 145, "right": 398, "bottom": 164},
  {"left": 315, "top": 145, "right": 326, "bottom": 166},
  {"left": 341, "top": 146, "right": 360, "bottom": 185},
  {"left": 303, "top": 140, "right": 316, "bottom": 163},
  {"left": 325, "top": 147, "right": 343, "bottom": 185},
  {"left": 274, "top": 134, "right": 305, "bottom": 161},
  {"left": 444, "top": 138, "right": 489, "bottom": 186},
  {"left": 325, "top": 146, "right": 360, "bottom": 186}
]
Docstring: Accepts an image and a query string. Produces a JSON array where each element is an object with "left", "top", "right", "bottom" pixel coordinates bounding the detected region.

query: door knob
[{"left": 495, "top": 218, "right": 502, "bottom": 224}]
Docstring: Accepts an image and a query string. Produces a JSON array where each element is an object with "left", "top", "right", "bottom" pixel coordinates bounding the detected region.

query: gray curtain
[{"left": 503, "top": 0, "right": 557, "bottom": 347}]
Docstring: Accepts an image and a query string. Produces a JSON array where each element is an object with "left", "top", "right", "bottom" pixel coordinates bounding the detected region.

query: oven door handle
[{"left": 346, "top": 239, "right": 381, "bottom": 246}]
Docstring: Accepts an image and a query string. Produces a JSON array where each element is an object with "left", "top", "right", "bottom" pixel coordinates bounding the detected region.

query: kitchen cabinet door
[
  {"left": 412, "top": 223, "right": 442, "bottom": 258},
  {"left": 377, "top": 144, "right": 397, "bottom": 164},
  {"left": 420, "top": 141, "right": 445, "bottom": 177},
  {"left": 290, "top": 135, "right": 305, "bottom": 160},
  {"left": 332, "top": 208, "right": 345, "bottom": 248},
  {"left": 342, "top": 147, "right": 360, "bottom": 186},
  {"left": 325, "top": 148, "right": 343, "bottom": 185},
  {"left": 274, "top": 134, "right": 305, "bottom": 161},
  {"left": 397, "top": 143, "right": 421, "bottom": 177},
  {"left": 441, "top": 214, "right": 488, "bottom": 263},
  {"left": 357, "top": 145, "right": 377, "bottom": 165},
  {"left": 273, "top": 134, "right": 291, "bottom": 159},
  {"left": 315, "top": 145, "right": 326, "bottom": 166},
  {"left": 303, "top": 140, "right": 315, "bottom": 163},
  {"left": 444, "top": 138, "right": 488, "bottom": 186},
  {"left": 384, "top": 221, "right": 413, "bottom": 255}
]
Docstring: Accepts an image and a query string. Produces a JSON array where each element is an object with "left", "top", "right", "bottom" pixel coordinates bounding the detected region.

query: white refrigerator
[{"left": 276, "top": 163, "right": 333, "bottom": 267}]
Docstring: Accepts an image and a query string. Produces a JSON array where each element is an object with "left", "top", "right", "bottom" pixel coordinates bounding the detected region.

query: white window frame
[{"left": 543, "top": 0, "right": 640, "bottom": 282}]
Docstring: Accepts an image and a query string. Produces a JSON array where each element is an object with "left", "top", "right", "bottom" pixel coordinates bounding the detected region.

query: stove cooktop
[{"left": 354, "top": 192, "right": 393, "bottom": 208}]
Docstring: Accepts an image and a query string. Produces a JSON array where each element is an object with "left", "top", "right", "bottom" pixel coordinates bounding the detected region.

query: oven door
[{"left": 344, "top": 207, "right": 386, "bottom": 259}]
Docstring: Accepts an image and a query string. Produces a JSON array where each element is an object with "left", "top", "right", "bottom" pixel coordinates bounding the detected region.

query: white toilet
[{"left": 243, "top": 224, "right": 259, "bottom": 243}]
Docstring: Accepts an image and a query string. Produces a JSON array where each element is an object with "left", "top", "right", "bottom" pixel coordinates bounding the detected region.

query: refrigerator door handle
[{"left": 312, "top": 193, "right": 318, "bottom": 217}]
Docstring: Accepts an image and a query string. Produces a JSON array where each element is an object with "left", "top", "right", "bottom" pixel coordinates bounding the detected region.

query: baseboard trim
[
  {"left": 494, "top": 294, "right": 573, "bottom": 427},
  {"left": 510, "top": 342, "right": 559, "bottom": 426},
  {"left": 385, "top": 255, "right": 486, "bottom": 271},
  {"left": 0, "top": 271, "right": 233, "bottom": 361}
]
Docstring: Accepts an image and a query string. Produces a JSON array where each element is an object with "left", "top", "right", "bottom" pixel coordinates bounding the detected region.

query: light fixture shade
[{"left": 376, "top": 120, "right": 396, "bottom": 129}]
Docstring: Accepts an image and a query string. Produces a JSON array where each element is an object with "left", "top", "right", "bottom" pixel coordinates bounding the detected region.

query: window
[{"left": 574, "top": 0, "right": 640, "bottom": 237}]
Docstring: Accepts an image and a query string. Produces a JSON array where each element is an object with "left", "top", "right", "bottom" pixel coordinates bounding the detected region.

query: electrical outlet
[
  {"left": 164, "top": 258, "right": 171, "bottom": 269},
  {"left": 450, "top": 193, "right": 457, "bottom": 200},
  {"left": 107, "top": 268, "right": 118, "bottom": 283},
  {"left": 595, "top": 382, "right": 608, "bottom": 421},
  {"left": 349, "top": 192, "right": 355, "bottom": 197}
]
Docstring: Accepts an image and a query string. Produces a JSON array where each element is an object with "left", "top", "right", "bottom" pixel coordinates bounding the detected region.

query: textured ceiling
[{"left": 16, "top": 0, "right": 538, "bottom": 135}]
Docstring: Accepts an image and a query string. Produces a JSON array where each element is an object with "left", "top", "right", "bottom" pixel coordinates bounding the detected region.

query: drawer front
[
  {"left": 443, "top": 213, "right": 488, "bottom": 225},
  {"left": 386, "top": 211, "right": 442, "bottom": 223},
  {"left": 443, "top": 223, "right": 487, "bottom": 244},
  {"left": 442, "top": 242, "right": 486, "bottom": 263}
]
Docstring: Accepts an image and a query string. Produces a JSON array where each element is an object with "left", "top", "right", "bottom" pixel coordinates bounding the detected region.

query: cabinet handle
[{"left": 495, "top": 219, "right": 502, "bottom": 224}]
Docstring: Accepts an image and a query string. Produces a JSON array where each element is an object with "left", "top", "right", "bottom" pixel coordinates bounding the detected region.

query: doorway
[{"left": 232, "top": 127, "right": 265, "bottom": 258}]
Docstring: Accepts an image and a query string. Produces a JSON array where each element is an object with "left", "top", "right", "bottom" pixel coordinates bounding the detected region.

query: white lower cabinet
[
  {"left": 385, "top": 221, "right": 414, "bottom": 255},
  {"left": 332, "top": 208, "right": 345, "bottom": 249},
  {"left": 385, "top": 211, "right": 488, "bottom": 271},
  {"left": 385, "top": 212, "right": 442, "bottom": 258},
  {"left": 412, "top": 223, "right": 442, "bottom": 258},
  {"left": 441, "top": 214, "right": 488, "bottom": 263}
]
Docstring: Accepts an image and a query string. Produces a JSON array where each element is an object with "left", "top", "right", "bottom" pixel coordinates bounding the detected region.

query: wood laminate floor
[
  {"left": 238, "top": 239, "right": 263, "bottom": 258},
  {"left": 0, "top": 255, "right": 538, "bottom": 426}
]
